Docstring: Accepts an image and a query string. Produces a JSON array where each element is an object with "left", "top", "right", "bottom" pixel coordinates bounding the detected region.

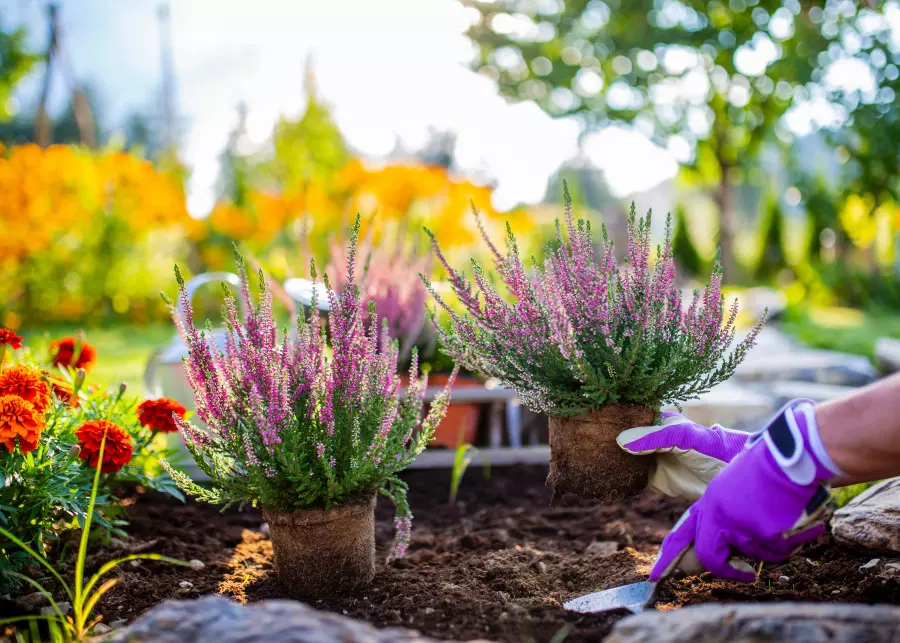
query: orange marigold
[
  {"left": 50, "top": 336, "right": 97, "bottom": 372},
  {"left": 0, "top": 364, "right": 51, "bottom": 415},
  {"left": 50, "top": 377, "right": 78, "bottom": 408},
  {"left": 136, "top": 397, "right": 187, "bottom": 433},
  {"left": 75, "top": 420, "right": 133, "bottom": 473},
  {"left": 0, "top": 394, "right": 42, "bottom": 454}
]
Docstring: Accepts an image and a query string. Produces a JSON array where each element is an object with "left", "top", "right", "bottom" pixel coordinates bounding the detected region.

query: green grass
[
  {"left": 780, "top": 304, "right": 900, "bottom": 359},
  {"left": 21, "top": 324, "right": 174, "bottom": 398}
]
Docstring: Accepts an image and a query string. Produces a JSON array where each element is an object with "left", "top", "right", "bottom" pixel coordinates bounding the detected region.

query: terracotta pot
[
  {"left": 401, "top": 373, "right": 481, "bottom": 448},
  {"left": 547, "top": 404, "right": 655, "bottom": 504},
  {"left": 262, "top": 494, "right": 376, "bottom": 599}
]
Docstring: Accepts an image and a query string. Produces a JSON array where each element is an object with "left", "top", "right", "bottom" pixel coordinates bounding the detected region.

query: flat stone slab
[
  {"left": 604, "top": 602, "right": 900, "bottom": 643},
  {"left": 734, "top": 350, "right": 877, "bottom": 387},
  {"left": 832, "top": 477, "right": 900, "bottom": 552},
  {"left": 875, "top": 337, "right": 900, "bottom": 374},
  {"left": 767, "top": 381, "right": 858, "bottom": 404},
  {"left": 668, "top": 382, "right": 776, "bottom": 429},
  {"left": 109, "top": 595, "right": 472, "bottom": 643}
]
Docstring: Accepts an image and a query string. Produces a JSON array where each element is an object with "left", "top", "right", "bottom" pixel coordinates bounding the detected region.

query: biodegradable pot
[
  {"left": 547, "top": 404, "right": 655, "bottom": 505},
  {"left": 262, "top": 494, "right": 376, "bottom": 599}
]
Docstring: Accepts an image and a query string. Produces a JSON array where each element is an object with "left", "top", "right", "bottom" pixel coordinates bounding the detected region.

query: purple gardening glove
[
  {"left": 616, "top": 411, "right": 750, "bottom": 500},
  {"left": 650, "top": 400, "right": 840, "bottom": 583}
]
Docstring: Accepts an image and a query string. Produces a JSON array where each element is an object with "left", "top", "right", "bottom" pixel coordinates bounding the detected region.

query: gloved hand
[
  {"left": 617, "top": 411, "right": 750, "bottom": 500},
  {"left": 650, "top": 400, "right": 839, "bottom": 583}
]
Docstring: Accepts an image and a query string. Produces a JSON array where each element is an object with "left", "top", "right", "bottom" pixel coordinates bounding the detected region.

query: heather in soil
[
  {"left": 163, "top": 220, "right": 455, "bottom": 556},
  {"left": 425, "top": 187, "right": 766, "bottom": 416}
]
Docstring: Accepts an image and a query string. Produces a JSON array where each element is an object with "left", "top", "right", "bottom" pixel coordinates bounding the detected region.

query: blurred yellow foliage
[{"left": 0, "top": 144, "right": 193, "bottom": 325}]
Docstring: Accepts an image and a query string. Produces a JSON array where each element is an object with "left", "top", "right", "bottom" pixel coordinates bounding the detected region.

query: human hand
[
  {"left": 649, "top": 400, "right": 837, "bottom": 583},
  {"left": 616, "top": 411, "right": 750, "bottom": 500}
]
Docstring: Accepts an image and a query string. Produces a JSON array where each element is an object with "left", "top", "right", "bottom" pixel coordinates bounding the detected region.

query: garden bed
[{"left": 8, "top": 465, "right": 900, "bottom": 642}]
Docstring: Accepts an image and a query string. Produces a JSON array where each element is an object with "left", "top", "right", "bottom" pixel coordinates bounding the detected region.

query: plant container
[
  {"left": 547, "top": 404, "right": 655, "bottom": 504},
  {"left": 426, "top": 373, "right": 480, "bottom": 448},
  {"left": 262, "top": 494, "right": 376, "bottom": 599}
]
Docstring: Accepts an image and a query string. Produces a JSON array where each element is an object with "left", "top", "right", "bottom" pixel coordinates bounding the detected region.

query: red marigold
[
  {"left": 75, "top": 420, "right": 133, "bottom": 473},
  {"left": 0, "top": 394, "right": 42, "bottom": 454},
  {"left": 0, "top": 364, "right": 51, "bottom": 415},
  {"left": 50, "top": 378, "right": 79, "bottom": 408},
  {"left": 0, "top": 328, "right": 22, "bottom": 350},
  {"left": 136, "top": 397, "right": 187, "bottom": 433},
  {"left": 49, "top": 336, "right": 97, "bottom": 372}
]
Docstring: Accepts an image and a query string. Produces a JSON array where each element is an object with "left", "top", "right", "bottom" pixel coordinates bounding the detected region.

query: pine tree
[{"left": 671, "top": 204, "right": 706, "bottom": 277}]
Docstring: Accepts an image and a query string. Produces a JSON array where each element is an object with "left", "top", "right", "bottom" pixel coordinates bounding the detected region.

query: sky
[
  {"left": 2, "top": 0, "right": 682, "bottom": 216},
  {"left": 3, "top": 0, "right": 893, "bottom": 217}
]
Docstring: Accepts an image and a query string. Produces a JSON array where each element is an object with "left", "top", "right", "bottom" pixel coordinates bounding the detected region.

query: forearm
[{"left": 816, "top": 372, "right": 900, "bottom": 483}]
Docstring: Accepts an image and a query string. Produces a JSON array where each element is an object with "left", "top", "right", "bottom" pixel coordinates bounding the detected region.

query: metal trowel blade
[{"left": 563, "top": 581, "right": 656, "bottom": 615}]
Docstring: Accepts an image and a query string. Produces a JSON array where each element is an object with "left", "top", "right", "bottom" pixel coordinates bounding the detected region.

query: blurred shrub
[{"left": 0, "top": 143, "right": 196, "bottom": 327}]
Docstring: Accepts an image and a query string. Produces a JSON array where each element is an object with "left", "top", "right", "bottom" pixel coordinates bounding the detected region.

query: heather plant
[
  {"left": 326, "top": 233, "right": 430, "bottom": 363},
  {"left": 424, "top": 188, "right": 766, "bottom": 416},
  {"left": 162, "top": 220, "right": 455, "bottom": 556}
]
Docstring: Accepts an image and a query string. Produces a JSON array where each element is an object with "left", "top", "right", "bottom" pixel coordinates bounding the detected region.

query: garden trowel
[{"left": 563, "top": 546, "right": 706, "bottom": 615}]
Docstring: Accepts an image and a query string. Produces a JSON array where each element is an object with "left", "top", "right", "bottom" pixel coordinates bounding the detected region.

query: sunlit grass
[
  {"left": 21, "top": 324, "right": 173, "bottom": 397},
  {"left": 781, "top": 304, "right": 900, "bottom": 358}
]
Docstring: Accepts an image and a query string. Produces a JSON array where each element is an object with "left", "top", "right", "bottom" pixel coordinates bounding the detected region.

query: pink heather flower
[
  {"left": 171, "top": 216, "right": 456, "bottom": 559},
  {"left": 424, "top": 187, "right": 766, "bottom": 413}
]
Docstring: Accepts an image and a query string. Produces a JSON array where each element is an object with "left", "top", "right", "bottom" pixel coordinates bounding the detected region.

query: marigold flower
[
  {"left": 0, "top": 394, "right": 42, "bottom": 454},
  {"left": 136, "top": 397, "right": 187, "bottom": 433},
  {"left": 75, "top": 420, "right": 133, "bottom": 473},
  {"left": 50, "top": 336, "right": 97, "bottom": 372},
  {"left": 49, "top": 376, "right": 78, "bottom": 408},
  {"left": 0, "top": 364, "right": 51, "bottom": 415},
  {"left": 0, "top": 328, "right": 22, "bottom": 350}
]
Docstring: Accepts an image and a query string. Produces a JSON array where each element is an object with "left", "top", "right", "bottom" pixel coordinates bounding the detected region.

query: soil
[{"left": 6, "top": 465, "right": 900, "bottom": 642}]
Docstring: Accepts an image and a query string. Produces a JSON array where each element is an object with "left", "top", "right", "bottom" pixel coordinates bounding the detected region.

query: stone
[
  {"left": 93, "top": 623, "right": 112, "bottom": 635},
  {"left": 767, "top": 381, "right": 859, "bottom": 405},
  {"left": 832, "top": 478, "right": 900, "bottom": 552},
  {"left": 109, "top": 595, "right": 469, "bottom": 642},
  {"left": 734, "top": 350, "right": 876, "bottom": 387},
  {"left": 875, "top": 337, "right": 900, "bottom": 374},
  {"left": 14, "top": 591, "right": 49, "bottom": 612},
  {"left": 109, "top": 619, "right": 128, "bottom": 630},
  {"left": 40, "top": 601, "right": 71, "bottom": 617},
  {"left": 604, "top": 602, "right": 900, "bottom": 643},
  {"left": 585, "top": 540, "right": 619, "bottom": 557},
  {"left": 189, "top": 559, "right": 205, "bottom": 569},
  {"left": 776, "top": 575, "right": 790, "bottom": 583},
  {"left": 669, "top": 381, "right": 776, "bottom": 429},
  {"left": 860, "top": 558, "right": 882, "bottom": 571},
  {"left": 179, "top": 581, "right": 195, "bottom": 590}
]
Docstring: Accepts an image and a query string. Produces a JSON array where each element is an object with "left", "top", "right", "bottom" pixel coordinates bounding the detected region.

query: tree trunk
[{"left": 713, "top": 175, "right": 739, "bottom": 283}]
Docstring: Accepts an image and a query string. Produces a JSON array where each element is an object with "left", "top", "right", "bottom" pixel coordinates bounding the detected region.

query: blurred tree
[
  {"left": 671, "top": 202, "right": 706, "bottom": 277},
  {"left": 0, "top": 23, "right": 39, "bottom": 121},
  {"left": 754, "top": 191, "right": 787, "bottom": 281},
  {"left": 0, "top": 84, "right": 105, "bottom": 146},
  {"left": 465, "top": 0, "right": 834, "bottom": 279}
]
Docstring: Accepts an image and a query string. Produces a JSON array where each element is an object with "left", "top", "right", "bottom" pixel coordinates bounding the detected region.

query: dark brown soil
[{"left": 8, "top": 465, "right": 900, "bottom": 642}]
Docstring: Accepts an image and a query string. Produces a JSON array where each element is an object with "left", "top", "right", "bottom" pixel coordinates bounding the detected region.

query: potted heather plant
[
  {"left": 424, "top": 188, "right": 765, "bottom": 503},
  {"left": 327, "top": 233, "right": 480, "bottom": 448},
  {"left": 162, "top": 220, "right": 455, "bottom": 599}
]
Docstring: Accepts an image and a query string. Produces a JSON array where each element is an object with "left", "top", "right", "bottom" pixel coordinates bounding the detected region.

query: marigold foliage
[
  {"left": 0, "top": 344, "right": 181, "bottom": 594},
  {"left": 425, "top": 188, "right": 765, "bottom": 415},
  {"left": 165, "top": 220, "right": 454, "bottom": 556}
]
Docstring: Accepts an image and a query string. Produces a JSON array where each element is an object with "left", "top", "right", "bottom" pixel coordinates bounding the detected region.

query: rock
[
  {"left": 93, "top": 623, "right": 112, "bottom": 635},
  {"left": 832, "top": 478, "right": 900, "bottom": 552},
  {"left": 40, "top": 601, "right": 71, "bottom": 616},
  {"left": 669, "top": 382, "right": 776, "bottom": 429},
  {"left": 776, "top": 575, "right": 790, "bottom": 583},
  {"left": 860, "top": 558, "right": 882, "bottom": 571},
  {"left": 260, "top": 523, "right": 271, "bottom": 537},
  {"left": 109, "top": 595, "right": 466, "bottom": 642},
  {"left": 604, "top": 602, "right": 900, "bottom": 643},
  {"left": 189, "top": 559, "right": 206, "bottom": 569},
  {"left": 875, "top": 337, "right": 900, "bottom": 374},
  {"left": 735, "top": 350, "right": 876, "bottom": 387},
  {"left": 585, "top": 540, "right": 619, "bottom": 557},
  {"left": 179, "top": 581, "right": 195, "bottom": 590},
  {"left": 109, "top": 619, "right": 128, "bottom": 629},
  {"left": 767, "top": 381, "right": 859, "bottom": 405},
  {"left": 14, "top": 591, "right": 49, "bottom": 612}
]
